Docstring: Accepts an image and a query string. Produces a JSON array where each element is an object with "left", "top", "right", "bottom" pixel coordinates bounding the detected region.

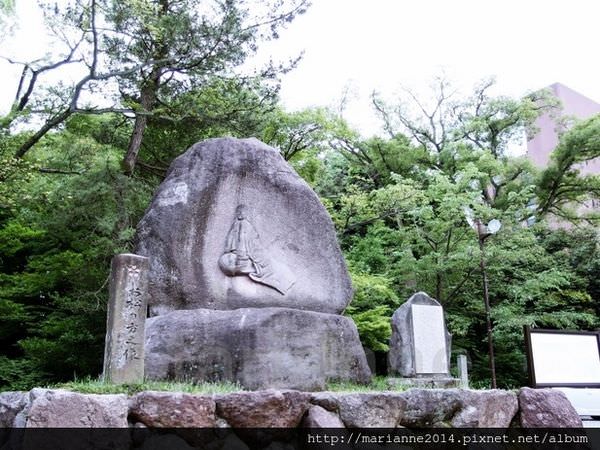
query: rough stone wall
[{"left": 0, "top": 387, "right": 582, "bottom": 446}]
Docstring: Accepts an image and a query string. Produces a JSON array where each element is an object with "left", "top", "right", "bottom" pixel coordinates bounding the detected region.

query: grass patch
[
  {"left": 326, "top": 376, "right": 408, "bottom": 392},
  {"left": 54, "top": 377, "right": 245, "bottom": 395},
  {"left": 58, "top": 377, "right": 405, "bottom": 395},
  {"left": 52, "top": 376, "right": 476, "bottom": 395}
]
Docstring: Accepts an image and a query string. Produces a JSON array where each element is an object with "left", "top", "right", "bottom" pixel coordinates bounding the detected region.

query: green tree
[
  {"left": 319, "top": 78, "right": 598, "bottom": 386},
  {"left": 536, "top": 114, "right": 600, "bottom": 223},
  {"left": 0, "top": 0, "right": 15, "bottom": 37},
  {"left": 0, "top": 126, "right": 153, "bottom": 389},
  {"left": 4, "top": 0, "right": 309, "bottom": 174}
]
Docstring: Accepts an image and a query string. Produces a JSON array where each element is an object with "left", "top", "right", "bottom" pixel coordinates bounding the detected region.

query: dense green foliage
[
  {"left": 1, "top": 5, "right": 599, "bottom": 391},
  {"left": 316, "top": 81, "right": 600, "bottom": 387}
]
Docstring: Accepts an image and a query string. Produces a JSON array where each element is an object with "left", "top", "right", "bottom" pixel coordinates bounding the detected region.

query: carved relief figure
[{"left": 219, "top": 205, "right": 295, "bottom": 295}]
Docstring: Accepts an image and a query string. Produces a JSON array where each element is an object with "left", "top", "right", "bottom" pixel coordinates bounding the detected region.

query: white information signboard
[{"left": 525, "top": 328, "right": 600, "bottom": 387}]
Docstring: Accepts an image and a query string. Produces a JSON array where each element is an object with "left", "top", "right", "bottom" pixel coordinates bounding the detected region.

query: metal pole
[{"left": 479, "top": 236, "right": 497, "bottom": 389}]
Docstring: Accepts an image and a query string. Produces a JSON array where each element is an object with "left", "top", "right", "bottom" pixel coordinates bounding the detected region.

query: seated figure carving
[{"left": 219, "top": 204, "right": 295, "bottom": 295}]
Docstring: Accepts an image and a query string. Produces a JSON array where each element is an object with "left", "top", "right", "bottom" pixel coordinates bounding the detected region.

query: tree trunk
[
  {"left": 121, "top": 0, "right": 169, "bottom": 176},
  {"left": 122, "top": 85, "right": 155, "bottom": 175}
]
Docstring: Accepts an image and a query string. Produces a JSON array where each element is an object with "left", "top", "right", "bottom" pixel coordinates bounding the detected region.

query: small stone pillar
[
  {"left": 458, "top": 354, "right": 469, "bottom": 388},
  {"left": 103, "top": 253, "right": 149, "bottom": 383}
]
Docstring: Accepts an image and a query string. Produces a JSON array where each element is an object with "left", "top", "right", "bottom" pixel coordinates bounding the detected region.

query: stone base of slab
[
  {"left": 387, "top": 376, "right": 461, "bottom": 389},
  {"left": 144, "top": 307, "right": 372, "bottom": 391}
]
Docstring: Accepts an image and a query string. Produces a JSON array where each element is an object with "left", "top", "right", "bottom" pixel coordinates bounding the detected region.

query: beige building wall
[{"left": 526, "top": 83, "right": 600, "bottom": 225}]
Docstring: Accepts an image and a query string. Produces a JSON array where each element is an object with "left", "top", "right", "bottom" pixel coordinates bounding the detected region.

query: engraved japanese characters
[{"left": 103, "top": 254, "right": 149, "bottom": 383}]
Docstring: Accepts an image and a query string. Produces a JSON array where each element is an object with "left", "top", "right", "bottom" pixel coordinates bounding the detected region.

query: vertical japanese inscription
[{"left": 103, "top": 253, "right": 149, "bottom": 383}]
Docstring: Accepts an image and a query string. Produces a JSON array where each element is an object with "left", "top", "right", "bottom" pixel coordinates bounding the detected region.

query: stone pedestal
[{"left": 144, "top": 307, "right": 371, "bottom": 390}]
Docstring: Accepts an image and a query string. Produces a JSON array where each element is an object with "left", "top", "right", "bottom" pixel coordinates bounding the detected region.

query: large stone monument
[
  {"left": 388, "top": 292, "right": 458, "bottom": 388},
  {"left": 136, "top": 137, "right": 371, "bottom": 390}
]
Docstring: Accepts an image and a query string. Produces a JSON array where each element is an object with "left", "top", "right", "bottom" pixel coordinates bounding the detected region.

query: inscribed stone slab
[
  {"left": 388, "top": 292, "right": 451, "bottom": 377},
  {"left": 103, "top": 253, "right": 149, "bottom": 383},
  {"left": 411, "top": 304, "right": 448, "bottom": 374}
]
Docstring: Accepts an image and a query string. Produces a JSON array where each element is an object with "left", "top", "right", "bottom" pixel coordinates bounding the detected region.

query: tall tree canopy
[
  {"left": 3, "top": 0, "right": 309, "bottom": 173},
  {"left": 319, "top": 79, "right": 599, "bottom": 386}
]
